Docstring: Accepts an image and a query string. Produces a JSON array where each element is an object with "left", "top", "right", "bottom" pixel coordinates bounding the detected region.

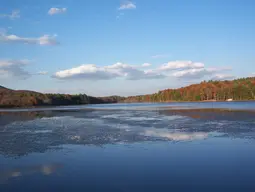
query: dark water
[{"left": 0, "top": 102, "right": 255, "bottom": 191}]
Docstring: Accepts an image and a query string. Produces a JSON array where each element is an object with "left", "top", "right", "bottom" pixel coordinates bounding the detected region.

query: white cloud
[
  {"left": 154, "top": 60, "right": 233, "bottom": 80},
  {"left": 53, "top": 64, "right": 120, "bottom": 80},
  {"left": 0, "top": 10, "right": 20, "bottom": 19},
  {"left": 48, "top": 59, "right": 236, "bottom": 83},
  {"left": 151, "top": 54, "right": 169, "bottom": 59},
  {"left": 37, "top": 71, "right": 48, "bottom": 75},
  {"left": 211, "top": 74, "right": 235, "bottom": 80},
  {"left": 124, "top": 68, "right": 165, "bottom": 80},
  {"left": 53, "top": 62, "right": 165, "bottom": 81},
  {"left": 141, "top": 63, "right": 151, "bottom": 67},
  {"left": 119, "top": 1, "right": 136, "bottom": 10},
  {"left": 172, "top": 68, "right": 213, "bottom": 79},
  {"left": 159, "top": 61, "right": 204, "bottom": 71},
  {"left": 0, "top": 33, "right": 59, "bottom": 46},
  {"left": 0, "top": 59, "right": 31, "bottom": 79},
  {"left": 0, "top": 60, "right": 50, "bottom": 79},
  {"left": 145, "top": 60, "right": 233, "bottom": 81},
  {"left": 52, "top": 60, "right": 233, "bottom": 81},
  {"left": 48, "top": 8, "right": 67, "bottom": 15},
  {"left": 172, "top": 67, "right": 232, "bottom": 80}
]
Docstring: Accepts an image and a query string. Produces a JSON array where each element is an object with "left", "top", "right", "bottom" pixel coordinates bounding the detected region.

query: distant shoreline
[
  {"left": 1, "top": 99, "right": 255, "bottom": 109},
  {"left": 121, "top": 100, "right": 255, "bottom": 103},
  {"left": 1, "top": 100, "right": 255, "bottom": 113},
  {"left": 1, "top": 107, "right": 255, "bottom": 113}
]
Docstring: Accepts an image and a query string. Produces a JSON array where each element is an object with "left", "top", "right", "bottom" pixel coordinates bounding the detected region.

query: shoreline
[
  {"left": 0, "top": 99, "right": 255, "bottom": 110},
  {"left": 120, "top": 100, "right": 255, "bottom": 103},
  {"left": 1, "top": 102, "right": 255, "bottom": 113},
  {"left": 1, "top": 108, "right": 254, "bottom": 113}
]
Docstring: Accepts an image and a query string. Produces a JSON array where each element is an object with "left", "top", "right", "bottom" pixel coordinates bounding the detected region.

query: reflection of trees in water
[
  {"left": 0, "top": 109, "right": 254, "bottom": 157},
  {"left": 0, "top": 109, "right": 96, "bottom": 126},
  {"left": 0, "top": 111, "right": 53, "bottom": 127},
  {"left": 159, "top": 109, "right": 255, "bottom": 121},
  {"left": 0, "top": 163, "right": 63, "bottom": 184}
]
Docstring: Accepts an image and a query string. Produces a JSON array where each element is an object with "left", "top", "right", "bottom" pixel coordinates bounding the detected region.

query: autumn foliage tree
[
  {"left": 123, "top": 77, "right": 255, "bottom": 103},
  {"left": 0, "top": 87, "right": 125, "bottom": 108}
]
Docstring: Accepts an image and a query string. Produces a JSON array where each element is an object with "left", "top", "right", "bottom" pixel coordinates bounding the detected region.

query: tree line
[
  {"left": 0, "top": 88, "right": 124, "bottom": 108},
  {"left": 1, "top": 77, "right": 254, "bottom": 107},
  {"left": 123, "top": 77, "right": 255, "bottom": 102}
]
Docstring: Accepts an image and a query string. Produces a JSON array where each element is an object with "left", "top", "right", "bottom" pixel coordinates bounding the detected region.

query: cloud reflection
[
  {"left": 143, "top": 129, "right": 208, "bottom": 141},
  {"left": 0, "top": 163, "right": 63, "bottom": 183}
]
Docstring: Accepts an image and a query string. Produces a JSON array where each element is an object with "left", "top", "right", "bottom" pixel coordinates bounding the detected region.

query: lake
[{"left": 0, "top": 102, "right": 255, "bottom": 191}]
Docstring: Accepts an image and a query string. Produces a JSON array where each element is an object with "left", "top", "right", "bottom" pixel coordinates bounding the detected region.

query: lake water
[{"left": 0, "top": 102, "right": 255, "bottom": 191}]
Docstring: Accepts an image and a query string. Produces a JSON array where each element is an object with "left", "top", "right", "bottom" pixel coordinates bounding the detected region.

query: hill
[
  {"left": 123, "top": 77, "right": 255, "bottom": 103},
  {"left": 0, "top": 87, "right": 125, "bottom": 108},
  {"left": 0, "top": 85, "right": 9, "bottom": 90}
]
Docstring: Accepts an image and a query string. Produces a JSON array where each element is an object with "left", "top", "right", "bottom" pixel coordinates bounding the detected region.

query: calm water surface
[{"left": 0, "top": 102, "right": 255, "bottom": 191}]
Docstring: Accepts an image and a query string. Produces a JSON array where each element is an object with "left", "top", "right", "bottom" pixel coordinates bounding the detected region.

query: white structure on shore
[{"left": 226, "top": 98, "right": 233, "bottom": 101}]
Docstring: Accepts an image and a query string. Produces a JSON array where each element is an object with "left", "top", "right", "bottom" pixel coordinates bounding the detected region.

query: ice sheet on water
[{"left": 0, "top": 109, "right": 255, "bottom": 157}]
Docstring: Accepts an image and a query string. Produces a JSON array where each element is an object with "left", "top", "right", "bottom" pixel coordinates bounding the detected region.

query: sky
[{"left": 0, "top": 0, "right": 255, "bottom": 96}]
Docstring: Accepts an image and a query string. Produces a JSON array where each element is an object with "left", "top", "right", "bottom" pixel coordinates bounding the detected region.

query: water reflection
[
  {"left": 0, "top": 163, "right": 63, "bottom": 184},
  {"left": 159, "top": 109, "right": 255, "bottom": 121},
  {"left": 0, "top": 109, "right": 254, "bottom": 157},
  {"left": 143, "top": 129, "right": 209, "bottom": 141},
  {"left": 0, "top": 110, "right": 94, "bottom": 126}
]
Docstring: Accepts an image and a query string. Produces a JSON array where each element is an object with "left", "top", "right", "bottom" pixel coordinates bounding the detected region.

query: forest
[
  {"left": 122, "top": 77, "right": 255, "bottom": 103},
  {"left": 0, "top": 77, "right": 254, "bottom": 108},
  {"left": 0, "top": 87, "right": 124, "bottom": 108}
]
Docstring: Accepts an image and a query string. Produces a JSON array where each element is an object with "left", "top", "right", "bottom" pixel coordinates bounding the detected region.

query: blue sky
[{"left": 0, "top": 0, "right": 255, "bottom": 96}]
